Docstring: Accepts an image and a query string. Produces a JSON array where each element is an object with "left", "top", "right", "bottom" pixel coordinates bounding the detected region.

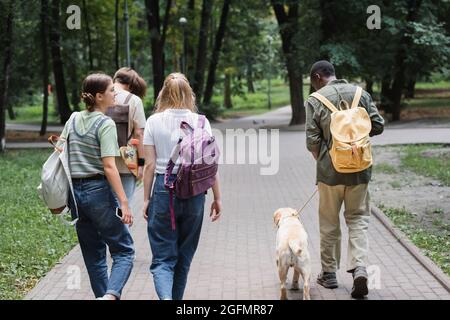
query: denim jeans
[
  {"left": 111, "top": 174, "right": 136, "bottom": 209},
  {"left": 69, "top": 177, "right": 135, "bottom": 299},
  {"left": 147, "top": 174, "right": 205, "bottom": 300}
]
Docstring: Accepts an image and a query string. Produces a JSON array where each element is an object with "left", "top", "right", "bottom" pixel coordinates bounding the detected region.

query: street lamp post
[
  {"left": 179, "top": 17, "right": 187, "bottom": 74},
  {"left": 267, "top": 35, "right": 273, "bottom": 110}
]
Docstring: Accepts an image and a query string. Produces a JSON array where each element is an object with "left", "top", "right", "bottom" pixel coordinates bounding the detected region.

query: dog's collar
[{"left": 276, "top": 212, "right": 300, "bottom": 227}]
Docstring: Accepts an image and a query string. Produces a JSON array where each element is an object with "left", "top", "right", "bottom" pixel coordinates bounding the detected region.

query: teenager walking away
[
  {"left": 59, "top": 73, "right": 135, "bottom": 300},
  {"left": 142, "top": 73, "right": 222, "bottom": 300}
]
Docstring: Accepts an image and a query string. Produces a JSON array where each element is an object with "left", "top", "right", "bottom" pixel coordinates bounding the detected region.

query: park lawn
[
  {"left": 7, "top": 104, "right": 59, "bottom": 125},
  {"left": 0, "top": 149, "right": 78, "bottom": 300},
  {"left": 215, "top": 78, "right": 309, "bottom": 119},
  {"left": 375, "top": 144, "right": 450, "bottom": 277},
  {"left": 402, "top": 144, "right": 450, "bottom": 186},
  {"left": 380, "top": 204, "right": 450, "bottom": 277}
]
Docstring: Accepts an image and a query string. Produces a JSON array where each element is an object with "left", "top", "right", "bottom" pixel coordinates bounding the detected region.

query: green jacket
[{"left": 305, "top": 79, "right": 385, "bottom": 186}]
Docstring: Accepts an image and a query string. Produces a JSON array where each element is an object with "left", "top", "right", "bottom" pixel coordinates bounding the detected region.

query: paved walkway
[{"left": 25, "top": 109, "right": 450, "bottom": 300}]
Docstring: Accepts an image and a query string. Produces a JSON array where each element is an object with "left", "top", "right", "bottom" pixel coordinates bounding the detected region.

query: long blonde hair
[{"left": 154, "top": 73, "right": 197, "bottom": 113}]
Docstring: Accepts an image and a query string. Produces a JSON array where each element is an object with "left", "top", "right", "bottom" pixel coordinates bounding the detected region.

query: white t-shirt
[{"left": 143, "top": 109, "right": 212, "bottom": 174}]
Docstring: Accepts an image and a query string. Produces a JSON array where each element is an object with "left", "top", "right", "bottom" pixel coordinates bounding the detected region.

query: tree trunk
[
  {"left": 203, "top": 0, "right": 231, "bottom": 106},
  {"left": 365, "top": 78, "right": 374, "bottom": 96},
  {"left": 50, "top": 0, "right": 72, "bottom": 124},
  {"left": 193, "top": 0, "right": 213, "bottom": 102},
  {"left": 145, "top": 0, "right": 166, "bottom": 102},
  {"left": 406, "top": 77, "right": 416, "bottom": 99},
  {"left": 390, "top": 0, "right": 422, "bottom": 121},
  {"left": 40, "top": 0, "right": 49, "bottom": 136},
  {"left": 186, "top": 0, "right": 196, "bottom": 81},
  {"left": 286, "top": 58, "right": 304, "bottom": 125},
  {"left": 115, "top": 0, "right": 120, "bottom": 70},
  {"left": 272, "top": 1, "right": 305, "bottom": 125},
  {"left": 82, "top": 0, "right": 93, "bottom": 70},
  {"left": 69, "top": 59, "right": 80, "bottom": 112},
  {"left": 224, "top": 73, "right": 233, "bottom": 109},
  {"left": 0, "top": 1, "right": 14, "bottom": 152},
  {"left": 246, "top": 58, "right": 255, "bottom": 93}
]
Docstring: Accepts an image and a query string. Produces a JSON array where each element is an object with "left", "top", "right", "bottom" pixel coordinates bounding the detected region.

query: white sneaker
[{"left": 96, "top": 294, "right": 117, "bottom": 300}]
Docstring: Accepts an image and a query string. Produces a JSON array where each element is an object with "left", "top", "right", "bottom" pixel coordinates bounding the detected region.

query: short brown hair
[
  {"left": 81, "top": 73, "right": 112, "bottom": 112},
  {"left": 113, "top": 67, "right": 147, "bottom": 99}
]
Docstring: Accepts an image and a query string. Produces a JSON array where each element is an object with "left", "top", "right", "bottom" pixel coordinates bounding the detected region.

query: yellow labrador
[{"left": 273, "top": 208, "right": 311, "bottom": 300}]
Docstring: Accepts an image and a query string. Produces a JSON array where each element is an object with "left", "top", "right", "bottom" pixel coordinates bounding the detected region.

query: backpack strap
[
  {"left": 94, "top": 116, "right": 110, "bottom": 146},
  {"left": 198, "top": 115, "right": 205, "bottom": 129},
  {"left": 64, "top": 112, "right": 80, "bottom": 226},
  {"left": 310, "top": 92, "right": 339, "bottom": 113},
  {"left": 124, "top": 93, "right": 133, "bottom": 105},
  {"left": 351, "top": 86, "right": 363, "bottom": 109},
  {"left": 164, "top": 137, "right": 183, "bottom": 231}
]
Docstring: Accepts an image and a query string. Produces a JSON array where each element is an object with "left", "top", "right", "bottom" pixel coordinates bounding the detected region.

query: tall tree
[
  {"left": 203, "top": 0, "right": 231, "bottom": 106},
  {"left": 193, "top": 0, "right": 214, "bottom": 102},
  {"left": 115, "top": 0, "right": 120, "bottom": 70},
  {"left": 50, "top": 0, "right": 72, "bottom": 124},
  {"left": 82, "top": 0, "right": 93, "bottom": 70},
  {"left": 272, "top": 0, "right": 305, "bottom": 125},
  {"left": 145, "top": 0, "right": 171, "bottom": 101},
  {"left": 40, "top": 0, "right": 50, "bottom": 136},
  {"left": 390, "top": 0, "right": 423, "bottom": 121},
  {"left": 0, "top": 0, "right": 14, "bottom": 152},
  {"left": 186, "top": 0, "right": 196, "bottom": 81}
]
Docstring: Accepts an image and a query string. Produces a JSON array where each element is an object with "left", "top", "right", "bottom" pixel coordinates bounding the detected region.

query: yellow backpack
[{"left": 310, "top": 86, "right": 373, "bottom": 173}]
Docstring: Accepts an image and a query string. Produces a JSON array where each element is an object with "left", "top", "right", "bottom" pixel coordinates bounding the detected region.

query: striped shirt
[{"left": 60, "top": 111, "right": 120, "bottom": 178}]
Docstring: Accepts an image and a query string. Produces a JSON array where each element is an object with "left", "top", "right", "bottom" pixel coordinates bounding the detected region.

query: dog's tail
[{"left": 289, "top": 240, "right": 302, "bottom": 256}]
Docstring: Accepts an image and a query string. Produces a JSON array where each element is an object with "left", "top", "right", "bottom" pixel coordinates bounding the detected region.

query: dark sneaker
[
  {"left": 351, "top": 266, "right": 369, "bottom": 299},
  {"left": 317, "top": 271, "right": 338, "bottom": 289}
]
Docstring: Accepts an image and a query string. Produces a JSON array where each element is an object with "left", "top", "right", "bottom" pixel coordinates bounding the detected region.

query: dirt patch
[
  {"left": 6, "top": 130, "right": 60, "bottom": 143},
  {"left": 421, "top": 148, "right": 450, "bottom": 160},
  {"left": 400, "top": 108, "right": 450, "bottom": 121},
  {"left": 371, "top": 146, "right": 450, "bottom": 231}
]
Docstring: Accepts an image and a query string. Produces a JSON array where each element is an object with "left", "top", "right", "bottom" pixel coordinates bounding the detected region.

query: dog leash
[{"left": 296, "top": 189, "right": 318, "bottom": 215}]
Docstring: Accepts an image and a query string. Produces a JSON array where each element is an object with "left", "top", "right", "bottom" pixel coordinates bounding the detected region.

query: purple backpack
[{"left": 164, "top": 115, "right": 219, "bottom": 230}]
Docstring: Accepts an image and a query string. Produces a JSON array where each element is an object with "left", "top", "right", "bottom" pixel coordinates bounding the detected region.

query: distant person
[
  {"left": 60, "top": 73, "right": 135, "bottom": 300},
  {"left": 111, "top": 67, "right": 147, "bottom": 206},
  {"left": 305, "top": 60, "right": 384, "bottom": 299},
  {"left": 142, "top": 73, "right": 222, "bottom": 300}
]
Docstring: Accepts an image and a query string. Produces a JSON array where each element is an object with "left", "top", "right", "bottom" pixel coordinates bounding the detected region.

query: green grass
[
  {"left": 212, "top": 78, "right": 308, "bottom": 118},
  {"left": 373, "top": 162, "right": 397, "bottom": 174},
  {"left": 406, "top": 97, "right": 450, "bottom": 109},
  {"left": 0, "top": 150, "right": 78, "bottom": 300},
  {"left": 379, "top": 205, "right": 450, "bottom": 277},
  {"left": 7, "top": 104, "right": 59, "bottom": 125},
  {"left": 401, "top": 144, "right": 450, "bottom": 186},
  {"left": 415, "top": 80, "right": 450, "bottom": 90}
]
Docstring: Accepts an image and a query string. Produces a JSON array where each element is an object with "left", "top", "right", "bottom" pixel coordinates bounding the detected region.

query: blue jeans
[
  {"left": 111, "top": 174, "right": 136, "bottom": 208},
  {"left": 69, "top": 177, "right": 135, "bottom": 299},
  {"left": 147, "top": 174, "right": 205, "bottom": 300}
]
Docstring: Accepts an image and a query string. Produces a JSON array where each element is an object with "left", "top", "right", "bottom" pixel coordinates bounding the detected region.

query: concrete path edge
[{"left": 372, "top": 206, "right": 450, "bottom": 292}]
